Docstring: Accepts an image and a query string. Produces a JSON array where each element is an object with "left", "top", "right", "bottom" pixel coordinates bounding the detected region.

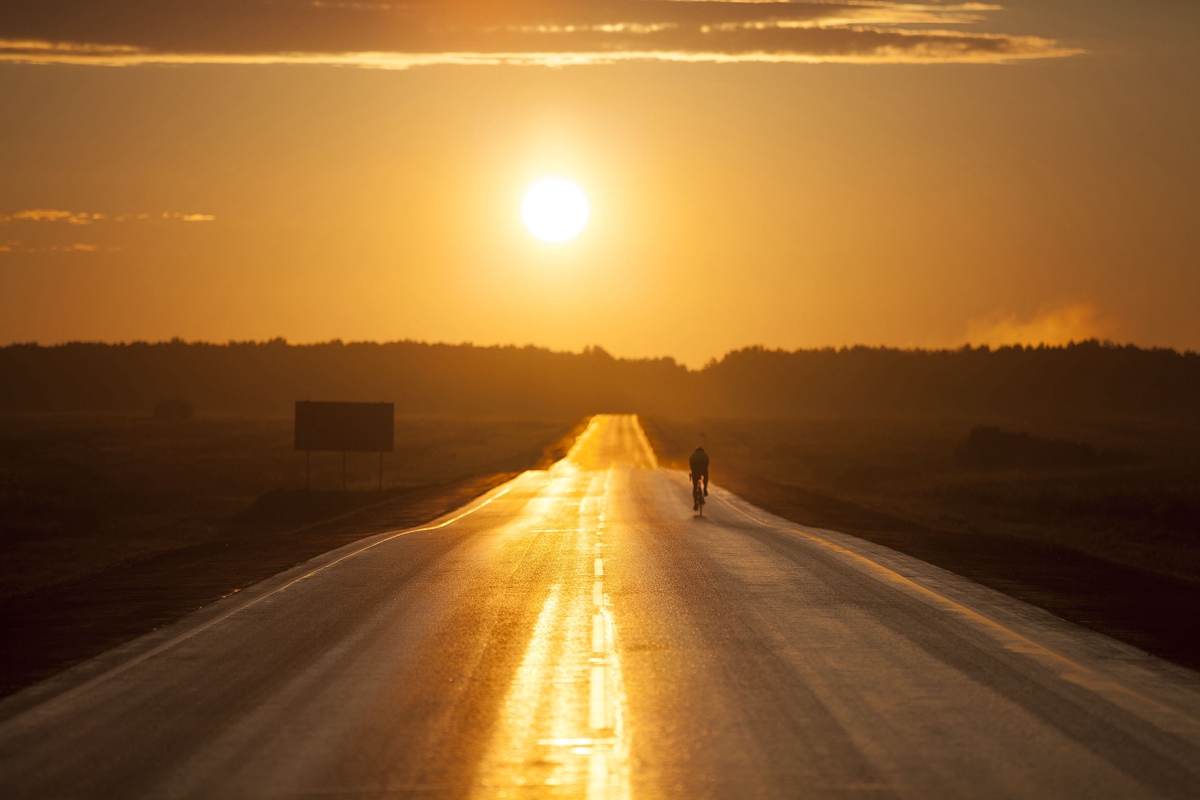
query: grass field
[
  {"left": 644, "top": 415, "right": 1200, "bottom": 669},
  {"left": 0, "top": 413, "right": 582, "bottom": 696}
]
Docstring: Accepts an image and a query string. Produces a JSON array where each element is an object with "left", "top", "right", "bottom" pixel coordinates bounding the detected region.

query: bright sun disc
[{"left": 522, "top": 178, "right": 589, "bottom": 242}]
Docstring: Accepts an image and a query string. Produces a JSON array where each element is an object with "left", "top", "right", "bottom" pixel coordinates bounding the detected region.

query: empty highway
[{"left": 2, "top": 414, "right": 1200, "bottom": 799}]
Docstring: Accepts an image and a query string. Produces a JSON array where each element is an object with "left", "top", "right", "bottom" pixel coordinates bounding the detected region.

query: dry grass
[
  {"left": 0, "top": 413, "right": 575, "bottom": 598},
  {"left": 0, "top": 413, "right": 580, "bottom": 696}
]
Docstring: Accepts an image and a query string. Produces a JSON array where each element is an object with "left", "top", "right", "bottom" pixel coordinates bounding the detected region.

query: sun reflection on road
[{"left": 472, "top": 418, "right": 645, "bottom": 799}]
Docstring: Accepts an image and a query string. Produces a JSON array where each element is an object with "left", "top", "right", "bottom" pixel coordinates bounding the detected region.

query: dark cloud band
[{"left": 0, "top": 1, "right": 1081, "bottom": 66}]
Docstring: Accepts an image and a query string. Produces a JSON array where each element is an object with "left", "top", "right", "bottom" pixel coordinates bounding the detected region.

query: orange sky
[{"left": 1, "top": 0, "right": 1198, "bottom": 366}]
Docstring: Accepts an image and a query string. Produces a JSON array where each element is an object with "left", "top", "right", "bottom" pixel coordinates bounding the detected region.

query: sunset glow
[
  {"left": 3, "top": 2, "right": 1200, "bottom": 792},
  {"left": 1, "top": 1, "right": 1198, "bottom": 364}
]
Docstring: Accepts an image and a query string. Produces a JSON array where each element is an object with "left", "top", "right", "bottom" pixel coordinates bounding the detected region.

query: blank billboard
[{"left": 295, "top": 401, "right": 394, "bottom": 452}]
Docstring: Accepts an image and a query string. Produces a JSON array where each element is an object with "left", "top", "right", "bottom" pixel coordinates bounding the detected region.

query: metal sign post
[{"left": 294, "top": 401, "right": 394, "bottom": 492}]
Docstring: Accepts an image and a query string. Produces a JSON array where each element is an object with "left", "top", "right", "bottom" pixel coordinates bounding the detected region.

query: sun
[{"left": 521, "top": 178, "right": 589, "bottom": 242}]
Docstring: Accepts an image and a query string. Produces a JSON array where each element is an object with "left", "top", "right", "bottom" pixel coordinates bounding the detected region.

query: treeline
[
  {"left": 1, "top": 339, "right": 1198, "bottom": 420},
  {"left": 701, "top": 343, "right": 1200, "bottom": 419},
  {"left": 0, "top": 340, "right": 685, "bottom": 418}
]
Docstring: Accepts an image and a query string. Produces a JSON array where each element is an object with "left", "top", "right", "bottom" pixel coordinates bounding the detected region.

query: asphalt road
[{"left": 3, "top": 414, "right": 1200, "bottom": 799}]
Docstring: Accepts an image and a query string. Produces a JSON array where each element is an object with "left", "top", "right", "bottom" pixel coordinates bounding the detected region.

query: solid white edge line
[
  {"left": 15, "top": 477, "right": 523, "bottom": 718},
  {"left": 690, "top": 470, "right": 1197, "bottom": 727},
  {"left": 631, "top": 415, "right": 660, "bottom": 470}
]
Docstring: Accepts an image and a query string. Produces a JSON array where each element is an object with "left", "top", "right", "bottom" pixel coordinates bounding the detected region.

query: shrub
[
  {"left": 152, "top": 397, "right": 194, "bottom": 421},
  {"left": 956, "top": 426, "right": 1097, "bottom": 470}
]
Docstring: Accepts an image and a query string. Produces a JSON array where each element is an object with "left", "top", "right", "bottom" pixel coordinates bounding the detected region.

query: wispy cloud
[
  {"left": 0, "top": 1, "right": 1081, "bottom": 68},
  {"left": 966, "top": 303, "right": 1109, "bottom": 348},
  {"left": 0, "top": 242, "right": 114, "bottom": 254},
  {"left": 0, "top": 209, "right": 211, "bottom": 255},
  {"left": 2, "top": 209, "right": 215, "bottom": 224},
  {"left": 8, "top": 209, "right": 103, "bottom": 224}
]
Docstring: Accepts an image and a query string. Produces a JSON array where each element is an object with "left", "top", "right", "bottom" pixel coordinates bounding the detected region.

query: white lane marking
[
  {"left": 587, "top": 751, "right": 609, "bottom": 800},
  {"left": 706, "top": 480, "right": 1195, "bottom": 727},
  {"left": 631, "top": 415, "right": 660, "bottom": 469},
  {"left": 593, "top": 581, "right": 603, "bottom": 607},
  {"left": 594, "top": 558, "right": 604, "bottom": 577},
  {"left": 592, "top": 613, "right": 606, "bottom": 653},
  {"left": 18, "top": 481, "right": 521, "bottom": 715},
  {"left": 562, "top": 415, "right": 602, "bottom": 463},
  {"left": 589, "top": 665, "right": 607, "bottom": 730}
]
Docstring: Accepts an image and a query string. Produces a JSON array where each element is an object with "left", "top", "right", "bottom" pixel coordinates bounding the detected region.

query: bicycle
[{"left": 691, "top": 473, "right": 705, "bottom": 516}]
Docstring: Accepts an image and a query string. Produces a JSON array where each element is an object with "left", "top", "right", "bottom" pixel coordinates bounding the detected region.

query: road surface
[{"left": 2, "top": 414, "right": 1200, "bottom": 798}]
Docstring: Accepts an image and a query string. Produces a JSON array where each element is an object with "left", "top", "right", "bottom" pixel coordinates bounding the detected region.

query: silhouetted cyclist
[{"left": 689, "top": 447, "right": 709, "bottom": 510}]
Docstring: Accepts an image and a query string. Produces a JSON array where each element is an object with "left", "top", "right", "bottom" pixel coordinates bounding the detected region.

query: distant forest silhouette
[{"left": 1, "top": 339, "right": 1198, "bottom": 420}]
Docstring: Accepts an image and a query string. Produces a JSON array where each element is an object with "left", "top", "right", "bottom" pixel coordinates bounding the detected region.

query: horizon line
[{"left": 2, "top": 336, "right": 1194, "bottom": 364}]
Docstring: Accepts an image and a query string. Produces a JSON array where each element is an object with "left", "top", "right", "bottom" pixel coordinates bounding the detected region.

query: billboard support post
[{"left": 294, "top": 401, "right": 394, "bottom": 493}]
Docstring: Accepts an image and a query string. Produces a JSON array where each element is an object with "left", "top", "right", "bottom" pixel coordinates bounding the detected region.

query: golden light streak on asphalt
[{"left": 472, "top": 417, "right": 642, "bottom": 799}]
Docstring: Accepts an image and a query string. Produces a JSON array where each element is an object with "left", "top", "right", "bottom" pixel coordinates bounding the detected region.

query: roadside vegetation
[{"left": 0, "top": 413, "right": 579, "bottom": 697}]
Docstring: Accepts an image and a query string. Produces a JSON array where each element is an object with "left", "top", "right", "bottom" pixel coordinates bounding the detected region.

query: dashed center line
[
  {"left": 471, "top": 443, "right": 629, "bottom": 799},
  {"left": 589, "top": 665, "right": 607, "bottom": 730}
]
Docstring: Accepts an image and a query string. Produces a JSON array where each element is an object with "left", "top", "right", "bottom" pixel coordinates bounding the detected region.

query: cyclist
[{"left": 689, "top": 446, "right": 709, "bottom": 510}]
